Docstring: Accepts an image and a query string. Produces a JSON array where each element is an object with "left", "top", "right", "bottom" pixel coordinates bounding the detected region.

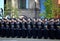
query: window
[
  {"left": 18, "top": 0, "right": 26, "bottom": 9},
  {"left": 4, "top": 0, "right": 6, "bottom": 4}
]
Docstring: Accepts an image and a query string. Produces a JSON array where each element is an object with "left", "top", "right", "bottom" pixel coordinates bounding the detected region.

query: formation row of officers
[{"left": 0, "top": 18, "right": 60, "bottom": 39}]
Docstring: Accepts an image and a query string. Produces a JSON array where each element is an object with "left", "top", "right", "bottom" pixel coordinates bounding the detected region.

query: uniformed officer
[
  {"left": 1, "top": 18, "right": 6, "bottom": 37},
  {"left": 10, "top": 18, "right": 15, "bottom": 37},
  {"left": 43, "top": 19, "right": 49, "bottom": 39},
  {"left": 14, "top": 19, "right": 17, "bottom": 37},
  {"left": 16, "top": 19, "right": 22, "bottom": 38},
  {"left": 5, "top": 19, "right": 10, "bottom": 37},
  {"left": 0, "top": 19, "right": 2, "bottom": 37},
  {"left": 55, "top": 19, "right": 60, "bottom": 39},
  {"left": 32, "top": 18, "right": 38, "bottom": 38},
  {"left": 48, "top": 19, "right": 55, "bottom": 39},
  {"left": 37, "top": 19, "right": 43, "bottom": 39},
  {"left": 22, "top": 18, "right": 27, "bottom": 38},
  {"left": 24, "top": 19, "right": 28, "bottom": 38},
  {"left": 8, "top": 18, "right": 12, "bottom": 37},
  {"left": 27, "top": 18, "right": 32, "bottom": 38}
]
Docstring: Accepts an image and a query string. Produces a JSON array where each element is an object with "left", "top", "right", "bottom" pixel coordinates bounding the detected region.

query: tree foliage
[
  {"left": 4, "top": 4, "right": 18, "bottom": 18},
  {"left": 44, "top": 0, "right": 55, "bottom": 18},
  {"left": 39, "top": 0, "right": 54, "bottom": 19},
  {"left": 11, "top": 7, "right": 18, "bottom": 18},
  {"left": 4, "top": 4, "right": 11, "bottom": 17}
]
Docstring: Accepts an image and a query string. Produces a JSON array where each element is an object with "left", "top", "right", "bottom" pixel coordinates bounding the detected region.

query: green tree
[
  {"left": 44, "top": 0, "right": 55, "bottom": 18},
  {"left": 4, "top": 4, "right": 11, "bottom": 17},
  {"left": 39, "top": 11, "right": 46, "bottom": 18},
  {"left": 4, "top": 4, "right": 18, "bottom": 18},
  {"left": 11, "top": 7, "right": 18, "bottom": 18}
]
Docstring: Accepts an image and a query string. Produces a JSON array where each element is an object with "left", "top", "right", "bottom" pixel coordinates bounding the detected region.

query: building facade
[
  {"left": 4, "top": 0, "right": 60, "bottom": 18},
  {"left": 4, "top": 0, "right": 40, "bottom": 18},
  {"left": 0, "top": 0, "right": 4, "bottom": 17}
]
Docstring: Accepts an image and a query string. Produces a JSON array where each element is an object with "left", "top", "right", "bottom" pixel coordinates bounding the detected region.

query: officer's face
[
  {"left": 45, "top": 19, "right": 47, "bottom": 21},
  {"left": 11, "top": 19, "right": 14, "bottom": 22},
  {"left": 4, "top": 20, "right": 7, "bottom": 22},
  {"left": 9, "top": 20, "right": 11, "bottom": 22},
  {"left": 38, "top": 19, "right": 41, "bottom": 22},
  {"left": 50, "top": 19, "right": 54, "bottom": 22},
  {"left": 23, "top": 19, "right": 27, "bottom": 22},
  {"left": 14, "top": 20, "right": 16, "bottom": 22},
  {"left": 0, "top": 20, "right": 1, "bottom": 22},
  {"left": 33, "top": 19, "right": 35, "bottom": 22},
  {"left": 28, "top": 19, "right": 31, "bottom": 22},
  {"left": 17, "top": 19, "right": 20, "bottom": 21},
  {"left": 57, "top": 19, "right": 59, "bottom": 22},
  {"left": 55, "top": 19, "right": 58, "bottom": 22},
  {"left": 34, "top": 19, "right": 37, "bottom": 22},
  {"left": 19, "top": 20, "right": 22, "bottom": 22}
]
